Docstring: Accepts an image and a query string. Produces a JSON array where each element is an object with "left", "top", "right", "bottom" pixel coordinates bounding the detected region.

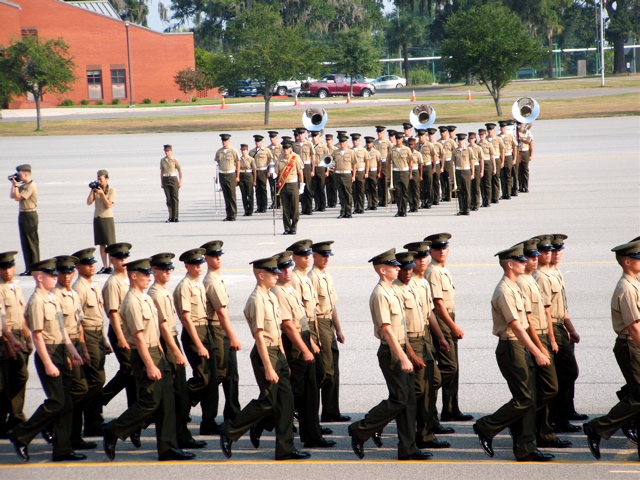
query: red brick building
[{"left": 0, "top": 0, "right": 216, "bottom": 108}]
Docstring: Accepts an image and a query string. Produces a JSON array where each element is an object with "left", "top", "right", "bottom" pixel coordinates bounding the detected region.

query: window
[
  {"left": 87, "top": 70, "right": 103, "bottom": 99},
  {"left": 21, "top": 28, "right": 38, "bottom": 38},
  {"left": 111, "top": 69, "right": 126, "bottom": 98}
]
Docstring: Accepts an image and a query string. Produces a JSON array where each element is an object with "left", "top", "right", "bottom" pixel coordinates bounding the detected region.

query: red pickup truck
[{"left": 300, "top": 74, "right": 375, "bottom": 98}]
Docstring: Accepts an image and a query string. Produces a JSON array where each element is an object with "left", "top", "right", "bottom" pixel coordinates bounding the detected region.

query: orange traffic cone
[
  {"left": 411, "top": 90, "right": 416, "bottom": 102},
  {"left": 346, "top": 93, "right": 352, "bottom": 104},
  {"left": 466, "top": 89, "right": 472, "bottom": 101},
  {"left": 221, "top": 97, "right": 228, "bottom": 109},
  {"left": 294, "top": 93, "right": 300, "bottom": 106}
]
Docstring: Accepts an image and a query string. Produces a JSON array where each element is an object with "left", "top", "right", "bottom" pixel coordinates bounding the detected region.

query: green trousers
[
  {"left": 103, "top": 325, "right": 138, "bottom": 407},
  {"left": 410, "top": 334, "right": 439, "bottom": 442},
  {"left": 535, "top": 334, "right": 559, "bottom": 443},
  {"left": 434, "top": 312, "right": 461, "bottom": 418},
  {"left": 162, "top": 334, "right": 195, "bottom": 444},
  {"left": 210, "top": 323, "right": 241, "bottom": 421},
  {"left": 218, "top": 172, "right": 237, "bottom": 219},
  {"left": 162, "top": 176, "right": 179, "bottom": 219},
  {"left": 318, "top": 316, "right": 342, "bottom": 420},
  {"left": 81, "top": 329, "right": 106, "bottom": 434},
  {"left": 1, "top": 329, "right": 28, "bottom": 429}
]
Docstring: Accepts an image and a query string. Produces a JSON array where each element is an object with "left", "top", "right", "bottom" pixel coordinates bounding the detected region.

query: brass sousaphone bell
[
  {"left": 302, "top": 107, "right": 328, "bottom": 131},
  {"left": 409, "top": 104, "right": 437, "bottom": 129},
  {"left": 512, "top": 97, "right": 540, "bottom": 125}
]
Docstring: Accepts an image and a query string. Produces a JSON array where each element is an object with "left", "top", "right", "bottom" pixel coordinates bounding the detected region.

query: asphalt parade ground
[{"left": 0, "top": 115, "right": 638, "bottom": 478}]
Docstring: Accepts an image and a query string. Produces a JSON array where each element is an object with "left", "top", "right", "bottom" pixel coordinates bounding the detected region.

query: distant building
[{"left": 0, "top": 0, "right": 221, "bottom": 108}]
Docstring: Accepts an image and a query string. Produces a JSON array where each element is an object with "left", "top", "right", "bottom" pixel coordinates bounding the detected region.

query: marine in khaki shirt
[{"left": 120, "top": 287, "right": 160, "bottom": 349}]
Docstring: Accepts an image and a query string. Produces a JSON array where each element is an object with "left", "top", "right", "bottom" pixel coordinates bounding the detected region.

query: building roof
[
  {"left": 0, "top": 0, "right": 22, "bottom": 9},
  {"left": 65, "top": 0, "right": 120, "bottom": 19}
]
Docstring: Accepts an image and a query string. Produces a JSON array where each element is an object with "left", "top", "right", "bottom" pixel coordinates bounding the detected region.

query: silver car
[{"left": 371, "top": 75, "right": 407, "bottom": 90}]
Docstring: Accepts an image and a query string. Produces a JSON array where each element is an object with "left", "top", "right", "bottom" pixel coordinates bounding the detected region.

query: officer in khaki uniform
[
  {"left": 350, "top": 133, "right": 369, "bottom": 214},
  {"left": 102, "top": 258, "right": 195, "bottom": 462},
  {"left": 477, "top": 129, "right": 496, "bottom": 208},
  {"left": 472, "top": 244, "right": 554, "bottom": 462},
  {"left": 407, "top": 137, "right": 422, "bottom": 213},
  {"left": 174, "top": 248, "right": 219, "bottom": 435},
  {"left": 347, "top": 249, "right": 430, "bottom": 461},
  {"left": 373, "top": 126, "right": 392, "bottom": 207},
  {"left": 517, "top": 123, "right": 534, "bottom": 193},
  {"left": 428, "top": 128, "right": 444, "bottom": 205},
  {"left": 214, "top": 134, "right": 241, "bottom": 221},
  {"left": 266, "top": 131, "right": 282, "bottom": 208},
  {"left": 417, "top": 129, "right": 434, "bottom": 209},
  {"left": 238, "top": 144, "right": 257, "bottom": 217},
  {"left": 201, "top": 240, "right": 241, "bottom": 423},
  {"left": 148, "top": 252, "right": 207, "bottom": 450},
  {"left": 160, "top": 144, "right": 182, "bottom": 223},
  {"left": 389, "top": 132, "right": 413, "bottom": 217},
  {"left": 324, "top": 134, "right": 338, "bottom": 208},
  {"left": 276, "top": 141, "right": 304, "bottom": 235},
  {"left": 52, "top": 255, "right": 95, "bottom": 450},
  {"left": 9, "top": 164, "right": 39, "bottom": 275},
  {"left": 498, "top": 121, "right": 517, "bottom": 200},
  {"left": 437, "top": 127, "right": 456, "bottom": 202},
  {"left": 250, "top": 134, "right": 274, "bottom": 213},
  {"left": 486, "top": 123, "right": 504, "bottom": 204},
  {"left": 309, "top": 132, "right": 328, "bottom": 212},
  {"left": 451, "top": 133, "right": 475, "bottom": 215},
  {"left": 0, "top": 251, "right": 30, "bottom": 434},
  {"left": 331, "top": 135, "right": 356, "bottom": 219},
  {"left": 364, "top": 137, "right": 380, "bottom": 210},
  {"left": 219, "top": 256, "right": 310, "bottom": 461},
  {"left": 71, "top": 247, "right": 110, "bottom": 437},
  {"left": 293, "top": 128, "right": 315, "bottom": 215},
  {"left": 584, "top": 240, "right": 640, "bottom": 461},
  {"left": 10, "top": 259, "right": 85, "bottom": 462},
  {"left": 468, "top": 132, "right": 484, "bottom": 211}
]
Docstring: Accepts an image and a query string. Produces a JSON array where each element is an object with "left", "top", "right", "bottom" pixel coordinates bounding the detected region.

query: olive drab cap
[
  {"left": 387, "top": 129, "right": 397, "bottom": 136},
  {"left": 438, "top": 126, "right": 448, "bottom": 132},
  {"left": 310, "top": 131, "right": 321, "bottom": 137},
  {"left": 179, "top": 248, "right": 206, "bottom": 264},
  {"left": 403, "top": 241, "right": 431, "bottom": 258},
  {"left": 522, "top": 238, "right": 541, "bottom": 257},
  {"left": 30, "top": 258, "right": 58, "bottom": 275},
  {"left": 126, "top": 258, "right": 153, "bottom": 274},
  {"left": 16, "top": 164, "right": 31, "bottom": 172},
  {"left": 395, "top": 251, "right": 417, "bottom": 270},
  {"left": 498, "top": 121, "right": 509, "bottom": 128},
  {"left": 364, "top": 136, "right": 375, "bottom": 143},
  {"left": 534, "top": 235, "right": 554, "bottom": 252},
  {"left": 375, "top": 125, "right": 386, "bottom": 132},
  {"left": 287, "top": 239, "right": 313, "bottom": 256},
  {"left": 424, "top": 233, "right": 451, "bottom": 249},
  {"left": 275, "top": 251, "right": 294, "bottom": 269},
  {"left": 495, "top": 243, "right": 527, "bottom": 262},
  {"left": 325, "top": 133, "right": 333, "bottom": 139},
  {"left": 485, "top": 123, "right": 497, "bottom": 130},
  {"left": 281, "top": 141, "right": 293, "bottom": 149},
  {"left": 416, "top": 129, "right": 427, "bottom": 136},
  {"left": 426, "top": 127, "right": 437, "bottom": 135},
  {"left": 336, "top": 130, "right": 347, "bottom": 135},
  {"left": 240, "top": 144, "right": 248, "bottom": 149},
  {"left": 200, "top": 240, "right": 224, "bottom": 256},
  {"left": 281, "top": 136, "right": 292, "bottom": 143},
  {"left": 97, "top": 169, "right": 109, "bottom": 178},
  {"left": 72, "top": 248, "right": 98, "bottom": 265},
  {"left": 350, "top": 133, "right": 361, "bottom": 140},
  {"left": 0, "top": 251, "right": 18, "bottom": 268},
  {"left": 395, "top": 132, "right": 405, "bottom": 139},
  {"left": 337, "top": 135, "right": 349, "bottom": 143},
  {"left": 54, "top": 255, "right": 79, "bottom": 274},
  {"left": 296, "top": 127, "right": 307, "bottom": 134},
  {"left": 253, "top": 135, "right": 264, "bottom": 142},
  {"left": 163, "top": 144, "right": 172, "bottom": 150},
  {"left": 402, "top": 122, "right": 412, "bottom": 130},
  {"left": 369, "top": 248, "right": 401, "bottom": 266},
  {"left": 106, "top": 243, "right": 132, "bottom": 259},
  {"left": 220, "top": 134, "right": 231, "bottom": 141},
  {"left": 456, "top": 133, "right": 467, "bottom": 141},
  {"left": 478, "top": 129, "right": 487, "bottom": 134},
  {"left": 150, "top": 252, "right": 175, "bottom": 269},
  {"left": 551, "top": 234, "right": 568, "bottom": 250},
  {"left": 612, "top": 240, "right": 640, "bottom": 259},
  {"left": 250, "top": 256, "right": 281, "bottom": 273},
  {"left": 311, "top": 241, "right": 334, "bottom": 256},
  {"left": 447, "top": 126, "right": 457, "bottom": 132},
  {"left": 268, "top": 131, "right": 279, "bottom": 138}
]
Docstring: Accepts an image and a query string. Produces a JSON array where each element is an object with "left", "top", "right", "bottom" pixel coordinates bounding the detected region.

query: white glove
[{"left": 299, "top": 183, "right": 305, "bottom": 195}]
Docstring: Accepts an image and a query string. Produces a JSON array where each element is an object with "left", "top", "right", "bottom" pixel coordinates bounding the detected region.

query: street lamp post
[{"left": 124, "top": 21, "right": 135, "bottom": 106}]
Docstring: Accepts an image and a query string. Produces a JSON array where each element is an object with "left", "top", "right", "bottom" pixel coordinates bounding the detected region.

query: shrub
[
  {"left": 174, "top": 98, "right": 182, "bottom": 103},
  {"left": 409, "top": 67, "right": 435, "bottom": 87},
  {"left": 191, "top": 96, "right": 197, "bottom": 103},
  {"left": 60, "top": 99, "right": 74, "bottom": 106},
  {"left": 143, "top": 98, "right": 152, "bottom": 104},
  {"left": 80, "top": 99, "right": 89, "bottom": 105},
  {"left": 111, "top": 98, "right": 121, "bottom": 105},
  {"left": 96, "top": 100, "right": 104, "bottom": 105},
  {"left": 160, "top": 99, "right": 167, "bottom": 103}
]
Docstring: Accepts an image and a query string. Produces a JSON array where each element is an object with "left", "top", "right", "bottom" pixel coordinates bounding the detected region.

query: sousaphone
[
  {"left": 409, "top": 104, "right": 436, "bottom": 129},
  {"left": 302, "top": 107, "right": 328, "bottom": 131}
]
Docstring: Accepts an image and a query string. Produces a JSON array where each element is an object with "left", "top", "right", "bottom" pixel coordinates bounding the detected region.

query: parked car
[
  {"left": 229, "top": 80, "right": 258, "bottom": 97},
  {"left": 371, "top": 75, "right": 407, "bottom": 89},
  {"left": 300, "top": 74, "right": 375, "bottom": 98}
]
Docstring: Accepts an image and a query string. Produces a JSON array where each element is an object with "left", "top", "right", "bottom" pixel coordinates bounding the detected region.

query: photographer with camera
[
  {"left": 87, "top": 170, "right": 116, "bottom": 274},
  {"left": 9, "top": 164, "right": 39, "bottom": 276}
]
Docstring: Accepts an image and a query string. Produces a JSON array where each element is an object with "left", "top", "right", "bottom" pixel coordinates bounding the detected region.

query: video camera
[{"left": 89, "top": 180, "right": 101, "bottom": 189}]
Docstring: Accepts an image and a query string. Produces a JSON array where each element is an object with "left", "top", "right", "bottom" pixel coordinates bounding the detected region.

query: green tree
[
  {"left": 330, "top": 28, "right": 382, "bottom": 95},
  {"left": 604, "top": 0, "right": 640, "bottom": 73},
  {"left": 174, "top": 68, "right": 216, "bottom": 98},
  {"left": 385, "top": 7, "right": 427, "bottom": 86},
  {"left": 0, "top": 36, "right": 77, "bottom": 130},
  {"left": 441, "top": 2, "right": 546, "bottom": 116},
  {"left": 110, "top": 0, "right": 150, "bottom": 26}
]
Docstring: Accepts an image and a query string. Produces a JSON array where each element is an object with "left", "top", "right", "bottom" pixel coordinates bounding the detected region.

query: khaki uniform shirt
[
  {"left": 388, "top": 145, "right": 412, "bottom": 170},
  {"left": 26, "top": 289, "right": 66, "bottom": 345},
  {"left": 373, "top": 138, "right": 391, "bottom": 160},
  {"left": 491, "top": 276, "right": 529, "bottom": 339},
  {"left": 276, "top": 153, "right": 303, "bottom": 182},
  {"left": 148, "top": 282, "right": 179, "bottom": 335},
  {"left": 331, "top": 148, "right": 356, "bottom": 172},
  {"left": 18, "top": 180, "right": 38, "bottom": 212},
  {"left": 239, "top": 154, "right": 256, "bottom": 171},
  {"left": 438, "top": 138, "right": 456, "bottom": 160},
  {"left": 244, "top": 286, "right": 282, "bottom": 347},
  {"left": 611, "top": 273, "right": 640, "bottom": 335},
  {"left": 0, "top": 279, "right": 26, "bottom": 330},
  {"left": 370, "top": 281, "right": 406, "bottom": 344},
  {"left": 52, "top": 284, "right": 83, "bottom": 338},
  {"left": 250, "top": 147, "right": 274, "bottom": 169},
  {"left": 94, "top": 185, "right": 116, "bottom": 218},
  {"left": 478, "top": 138, "right": 496, "bottom": 160},
  {"left": 452, "top": 146, "right": 475, "bottom": 170},
  {"left": 425, "top": 263, "right": 455, "bottom": 312},
  {"left": 430, "top": 141, "right": 445, "bottom": 173},
  {"left": 393, "top": 280, "right": 425, "bottom": 334},
  {"left": 410, "top": 150, "right": 423, "bottom": 169},
  {"left": 203, "top": 270, "right": 228, "bottom": 322},
  {"left": 352, "top": 146, "right": 370, "bottom": 171},
  {"left": 366, "top": 148, "right": 381, "bottom": 172},
  {"left": 272, "top": 284, "right": 308, "bottom": 333},
  {"left": 294, "top": 139, "right": 314, "bottom": 165},
  {"left": 470, "top": 144, "right": 483, "bottom": 165},
  {"left": 103, "top": 273, "right": 129, "bottom": 318},
  {"left": 488, "top": 135, "right": 505, "bottom": 158},
  {"left": 410, "top": 274, "right": 434, "bottom": 326},
  {"left": 309, "top": 266, "right": 337, "bottom": 318},
  {"left": 518, "top": 130, "right": 534, "bottom": 152},
  {"left": 267, "top": 144, "right": 282, "bottom": 165},
  {"left": 73, "top": 276, "right": 105, "bottom": 329},
  {"left": 173, "top": 273, "right": 207, "bottom": 325},
  {"left": 160, "top": 156, "right": 181, "bottom": 176},
  {"left": 120, "top": 288, "right": 160, "bottom": 348},
  {"left": 313, "top": 142, "right": 331, "bottom": 167},
  {"left": 420, "top": 143, "right": 435, "bottom": 166},
  {"left": 500, "top": 133, "right": 517, "bottom": 155},
  {"left": 214, "top": 147, "right": 241, "bottom": 172},
  {"left": 517, "top": 273, "right": 547, "bottom": 332},
  {"left": 291, "top": 267, "right": 318, "bottom": 323},
  {"left": 532, "top": 267, "right": 565, "bottom": 321}
]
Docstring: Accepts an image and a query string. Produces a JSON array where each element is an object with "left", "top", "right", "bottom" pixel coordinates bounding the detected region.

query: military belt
[{"left": 407, "top": 332, "right": 424, "bottom": 338}]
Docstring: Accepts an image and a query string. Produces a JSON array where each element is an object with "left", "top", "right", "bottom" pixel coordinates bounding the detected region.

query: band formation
[{"left": 1, "top": 233, "right": 638, "bottom": 464}]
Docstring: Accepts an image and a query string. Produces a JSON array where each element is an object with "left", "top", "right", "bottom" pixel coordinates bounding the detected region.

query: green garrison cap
[
  {"left": 275, "top": 251, "right": 294, "bottom": 269},
  {"left": 105, "top": 242, "right": 132, "bottom": 259},
  {"left": 250, "top": 256, "right": 281, "bottom": 273},
  {"left": 395, "top": 251, "right": 417, "bottom": 269},
  {"left": 534, "top": 235, "right": 554, "bottom": 251},
  {"left": 30, "top": 258, "right": 58, "bottom": 275},
  {"left": 612, "top": 240, "right": 640, "bottom": 259},
  {"left": 287, "top": 239, "right": 313, "bottom": 256},
  {"left": 55, "top": 255, "right": 79, "bottom": 273},
  {"left": 403, "top": 241, "right": 431, "bottom": 258},
  {"left": 551, "top": 234, "right": 568, "bottom": 251},
  {"left": 424, "top": 232, "right": 451, "bottom": 249},
  {"left": 179, "top": 248, "right": 206, "bottom": 265},
  {"left": 126, "top": 258, "right": 153, "bottom": 274},
  {"left": 72, "top": 247, "right": 98, "bottom": 265},
  {"left": 0, "top": 251, "right": 18, "bottom": 268},
  {"left": 150, "top": 252, "right": 175, "bottom": 269},
  {"left": 311, "top": 241, "right": 334, "bottom": 256},
  {"left": 16, "top": 164, "right": 31, "bottom": 172},
  {"left": 200, "top": 240, "right": 224, "bottom": 256},
  {"left": 522, "top": 238, "right": 541, "bottom": 257},
  {"left": 369, "top": 248, "right": 401, "bottom": 266},
  {"left": 495, "top": 243, "right": 527, "bottom": 262}
]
